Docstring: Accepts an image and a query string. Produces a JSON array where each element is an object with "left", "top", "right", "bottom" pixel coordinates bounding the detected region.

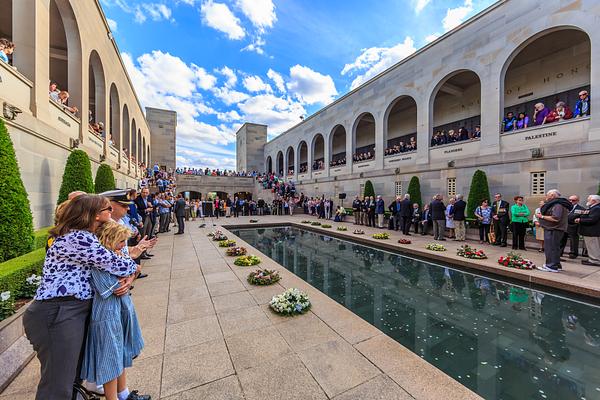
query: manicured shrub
[
  {"left": 0, "top": 118, "right": 34, "bottom": 262},
  {"left": 94, "top": 163, "right": 115, "bottom": 193},
  {"left": 57, "top": 149, "right": 94, "bottom": 204},
  {"left": 407, "top": 176, "right": 422, "bottom": 208},
  {"left": 467, "top": 170, "right": 491, "bottom": 219},
  {"left": 363, "top": 180, "right": 375, "bottom": 198},
  {"left": 0, "top": 248, "right": 45, "bottom": 298},
  {"left": 33, "top": 227, "right": 52, "bottom": 250}
]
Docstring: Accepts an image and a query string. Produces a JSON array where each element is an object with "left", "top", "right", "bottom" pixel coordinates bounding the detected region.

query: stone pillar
[
  {"left": 323, "top": 134, "right": 330, "bottom": 178},
  {"left": 307, "top": 144, "right": 313, "bottom": 180},
  {"left": 102, "top": 81, "right": 110, "bottom": 158},
  {"left": 12, "top": 0, "right": 50, "bottom": 118},
  {"left": 374, "top": 111, "right": 384, "bottom": 170},
  {"left": 346, "top": 121, "right": 354, "bottom": 173},
  {"left": 479, "top": 74, "right": 501, "bottom": 155},
  {"left": 416, "top": 96, "right": 430, "bottom": 165},
  {"left": 588, "top": 35, "right": 600, "bottom": 140}
]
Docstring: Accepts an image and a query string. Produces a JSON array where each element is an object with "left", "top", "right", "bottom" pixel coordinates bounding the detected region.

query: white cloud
[
  {"left": 242, "top": 75, "right": 273, "bottom": 93},
  {"left": 242, "top": 37, "right": 266, "bottom": 55},
  {"left": 134, "top": 7, "right": 147, "bottom": 23},
  {"left": 212, "top": 87, "right": 251, "bottom": 106},
  {"left": 236, "top": 0, "right": 276, "bottom": 31},
  {"left": 217, "top": 110, "right": 242, "bottom": 122},
  {"left": 425, "top": 33, "right": 440, "bottom": 43},
  {"left": 414, "top": 0, "right": 431, "bottom": 14},
  {"left": 142, "top": 3, "right": 173, "bottom": 21},
  {"left": 267, "top": 69, "right": 286, "bottom": 93},
  {"left": 442, "top": 0, "right": 474, "bottom": 31},
  {"left": 286, "top": 65, "right": 337, "bottom": 105},
  {"left": 217, "top": 66, "right": 238, "bottom": 88},
  {"left": 107, "top": 18, "right": 118, "bottom": 32},
  {"left": 238, "top": 94, "right": 306, "bottom": 134},
  {"left": 201, "top": 0, "right": 246, "bottom": 40},
  {"left": 341, "top": 37, "right": 416, "bottom": 90}
]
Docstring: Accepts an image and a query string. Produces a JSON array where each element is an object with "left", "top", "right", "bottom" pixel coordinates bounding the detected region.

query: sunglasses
[{"left": 100, "top": 206, "right": 114, "bottom": 212}]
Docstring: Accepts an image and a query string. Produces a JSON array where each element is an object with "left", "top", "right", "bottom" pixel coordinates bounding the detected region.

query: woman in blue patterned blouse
[{"left": 23, "top": 195, "right": 139, "bottom": 400}]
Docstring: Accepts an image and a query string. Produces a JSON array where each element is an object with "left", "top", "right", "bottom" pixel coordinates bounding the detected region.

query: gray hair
[
  {"left": 404, "top": 194, "right": 410, "bottom": 199},
  {"left": 589, "top": 195, "right": 600, "bottom": 202},
  {"left": 456, "top": 194, "right": 463, "bottom": 200},
  {"left": 547, "top": 189, "right": 561, "bottom": 198}
]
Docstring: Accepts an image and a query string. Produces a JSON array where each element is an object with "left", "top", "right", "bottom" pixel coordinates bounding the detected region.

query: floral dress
[{"left": 80, "top": 264, "right": 144, "bottom": 385}]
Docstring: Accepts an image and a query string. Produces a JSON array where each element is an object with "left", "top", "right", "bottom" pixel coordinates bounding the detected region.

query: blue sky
[{"left": 100, "top": 0, "right": 495, "bottom": 170}]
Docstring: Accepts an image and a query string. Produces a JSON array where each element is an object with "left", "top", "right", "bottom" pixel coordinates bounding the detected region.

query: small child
[{"left": 81, "top": 221, "right": 150, "bottom": 400}]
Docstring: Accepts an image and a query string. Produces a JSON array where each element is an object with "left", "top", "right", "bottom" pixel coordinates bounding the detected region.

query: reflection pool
[{"left": 232, "top": 226, "right": 600, "bottom": 400}]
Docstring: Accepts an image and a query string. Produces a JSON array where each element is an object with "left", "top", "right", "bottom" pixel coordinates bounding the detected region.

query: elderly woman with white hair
[
  {"left": 536, "top": 189, "right": 571, "bottom": 272},
  {"left": 575, "top": 194, "right": 600, "bottom": 266}
]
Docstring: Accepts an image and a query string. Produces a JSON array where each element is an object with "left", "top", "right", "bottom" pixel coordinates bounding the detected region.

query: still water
[{"left": 232, "top": 226, "right": 600, "bottom": 400}]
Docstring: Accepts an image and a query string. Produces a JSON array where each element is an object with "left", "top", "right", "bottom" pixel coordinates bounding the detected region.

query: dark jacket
[
  {"left": 173, "top": 198, "right": 186, "bottom": 217},
  {"left": 491, "top": 200, "right": 510, "bottom": 222},
  {"left": 390, "top": 200, "right": 402, "bottom": 215},
  {"left": 352, "top": 199, "right": 362, "bottom": 211},
  {"left": 578, "top": 203, "right": 600, "bottom": 237},
  {"left": 400, "top": 199, "right": 412, "bottom": 217},
  {"left": 421, "top": 208, "right": 432, "bottom": 223},
  {"left": 135, "top": 195, "right": 150, "bottom": 219},
  {"left": 375, "top": 199, "right": 385, "bottom": 214},
  {"left": 452, "top": 200, "right": 467, "bottom": 221},
  {"left": 430, "top": 199, "right": 446, "bottom": 220},
  {"left": 568, "top": 204, "right": 585, "bottom": 226}
]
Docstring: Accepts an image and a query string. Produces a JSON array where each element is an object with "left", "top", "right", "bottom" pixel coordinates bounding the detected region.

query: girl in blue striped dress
[{"left": 81, "top": 221, "right": 149, "bottom": 400}]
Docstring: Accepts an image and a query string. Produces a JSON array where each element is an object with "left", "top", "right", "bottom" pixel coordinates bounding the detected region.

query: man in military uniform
[
  {"left": 492, "top": 193, "right": 510, "bottom": 247},
  {"left": 352, "top": 196, "right": 362, "bottom": 225}
]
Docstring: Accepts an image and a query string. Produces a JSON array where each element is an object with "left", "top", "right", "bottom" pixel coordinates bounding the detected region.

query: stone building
[
  {"left": 147, "top": 107, "right": 177, "bottom": 172},
  {"left": 236, "top": 123, "right": 267, "bottom": 174},
  {"left": 259, "top": 0, "right": 600, "bottom": 204},
  {"left": 0, "top": 0, "right": 164, "bottom": 227}
]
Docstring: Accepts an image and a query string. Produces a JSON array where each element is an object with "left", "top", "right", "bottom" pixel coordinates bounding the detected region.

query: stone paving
[
  {"left": 1, "top": 218, "right": 483, "bottom": 400},
  {"left": 5, "top": 213, "right": 600, "bottom": 399}
]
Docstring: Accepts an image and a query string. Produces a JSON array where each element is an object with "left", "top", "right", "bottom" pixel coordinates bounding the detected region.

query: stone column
[
  {"left": 323, "top": 135, "right": 330, "bottom": 178},
  {"left": 374, "top": 111, "right": 384, "bottom": 170},
  {"left": 588, "top": 35, "right": 600, "bottom": 140},
  {"left": 346, "top": 121, "right": 354, "bottom": 174},
  {"left": 416, "top": 96, "right": 430, "bottom": 165},
  {"left": 479, "top": 73, "right": 501, "bottom": 155},
  {"left": 12, "top": 0, "right": 50, "bottom": 118}
]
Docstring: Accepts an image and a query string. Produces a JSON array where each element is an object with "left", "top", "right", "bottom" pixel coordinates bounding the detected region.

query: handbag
[{"left": 488, "top": 223, "right": 496, "bottom": 244}]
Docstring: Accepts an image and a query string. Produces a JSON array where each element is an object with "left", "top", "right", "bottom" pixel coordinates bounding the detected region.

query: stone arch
[
  {"left": 88, "top": 50, "right": 107, "bottom": 129},
  {"left": 131, "top": 119, "right": 137, "bottom": 164},
  {"left": 329, "top": 124, "right": 347, "bottom": 165},
  {"left": 297, "top": 141, "right": 308, "bottom": 173},
  {"left": 383, "top": 96, "right": 417, "bottom": 154},
  {"left": 352, "top": 113, "right": 376, "bottom": 160},
  {"left": 286, "top": 146, "right": 295, "bottom": 175},
  {"left": 265, "top": 156, "right": 273, "bottom": 173},
  {"left": 276, "top": 151, "right": 284, "bottom": 176},
  {"left": 109, "top": 83, "right": 120, "bottom": 149},
  {"left": 311, "top": 133, "right": 325, "bottom": 170}
]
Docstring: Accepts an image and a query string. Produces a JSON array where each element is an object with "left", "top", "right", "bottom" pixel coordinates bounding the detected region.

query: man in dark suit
[
  {"left": 429, "top": 194, "right": 446, "bottom": 240},
  {"left": 420, "top": 204, "right": 432, "bottom": 235},
  {"left": 360, "top": 196, "right": 369, "bottom": 225},
  {"left": 390, "top": 196, "right": 402, "bottom": 231},
  {"left": 452, "top": 194, "right": 467, "bottom": 241},
  {"left": 173, "top": 194, "right": 186, "bottom": 234},
  {"left": 561, "top": 194, "right": 585, "bottom": 258},
  {"left": 353, "top": 196, "right": 362, "bottom": 225},
  {"left": 400, "top": 194, "right": 413, "bottom": 235},
  {"left": 492, "top": 193, "right": 510, "bottom": 247},
  {"left": 135, "top": 188, "right": 154, "bottom": 239},
  {"left": 575, "top": 195, "right": 600, "bottom": 266}
]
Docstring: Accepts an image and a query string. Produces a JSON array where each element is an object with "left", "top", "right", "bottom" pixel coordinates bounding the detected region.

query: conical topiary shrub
[
  {"left": 364, "top": 180, "right": 375, "bottom": 198},
  {"left": 467, "top": 169, "right": 491, "bottom": 219},
  {"left": 407, "top": 176, "right": 422, "bottom": 208},
  {"left": 57, "top": 149, "right": 94, "bottom": 204},
  {"left": 0, "top": 118, "right": 34, "bottom": 262},
  {"left": 94, "top": 163, "right": 115, "bottom": 193}
]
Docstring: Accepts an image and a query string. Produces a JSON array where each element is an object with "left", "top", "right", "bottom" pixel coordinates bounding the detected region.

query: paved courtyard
[{"left": 4, "top": 213, "right": 600, "bottom": 399}]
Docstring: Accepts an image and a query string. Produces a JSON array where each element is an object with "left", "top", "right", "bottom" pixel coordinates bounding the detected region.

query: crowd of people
[
  {"left": 175, "top": 167, "right": 258, "bottom": 177},
  {"left": 330, "top": 156, "right": 346, "bottom": 167},
  {"left": 48, "top": 81, "right": 79, "bottom": 115},
  {"left": 502, "top": 91, "right": 591, "bottom": 132},
  {"left": 312, "top": 159, "right": 325, "bottom": 170},
  {"left": 385, "top": 136, "right": 417, "bottom": 156},
  {"left": 353, "top": 151, "right": 374, "bottom": 163},
  {"left": 431, "top": 126, "right": 481, "bottom": 147}
]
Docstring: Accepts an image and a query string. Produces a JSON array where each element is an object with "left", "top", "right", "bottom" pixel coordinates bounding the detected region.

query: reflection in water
[{"left": 233, "top": 226, "right": 600, "bottom": 400}]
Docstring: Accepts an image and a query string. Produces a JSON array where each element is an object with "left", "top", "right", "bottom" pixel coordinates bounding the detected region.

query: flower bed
[
  {"left": 301, "top": 220, "right": 311, "bottom": 224},
  {"left": 372, "top": 233, "right": 390, "bottom": 240},
  {"left": 0, "top": 291, "right": 14, "bottom": 320},
  {"left": 270, "top": 288, "right": 311, "bottom": 315},
  {"left": 212, "top": 232, "right": 228, "bottom": 241},
  {"left": 337, "top": 226, "right": 347, "bottom": 231},
  {"left": 218, "top": 240, "right": 237, "bottom": 247},
  {"left": 247, "top": 269, "right": 281, "bottom": 285},
  {"left": 353, "top": 229, "right": 365, "bottom": 235},
  {"left": 425, "top": 243, "right": 446, "bottom": 251},
  {"left": 234, "top": 255, "right": 262, "bottom": 266},
  {"left": 498, "top": 252, "right": 536, "bottom": 270},
  {"left": 226, "top": 247, "right": 247, "bottom": 256},
  {"left": 310, "top": 222, "right": 321, "bottom": 226},
  {"left": 321, "top": 224, "right": 332, "bottom": 228},
  {"left": 398, "top": 239, "right": 412, "bottom": 244},
  {"left": 457, "top": 245, "right": 487, "bottom": 259}
]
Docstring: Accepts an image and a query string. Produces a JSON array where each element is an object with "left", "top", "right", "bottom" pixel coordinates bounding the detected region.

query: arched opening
[
  {"left": 48, "top": 0, "right": 82, "bottom": 116},
  {"left": 286, "top": 146, "right": 295, "bottom": 176},
  {"left": 312, "top": 134, "right": 325, "bottom": 170},
  {"left": 352, "top": 113, "right": 375, "bottom": 162},
  {"left": 431, "top": 70, "right": 481, "bottom": 147},
  {"left": 122, "top": 106, "right": 130, "bottom": 162},
  {"left": 266, "top": 156, "right": 273, "bottom": 173},
  {"left": 276, "top": 151, "right": 284, "bottom": 176},
  {"left": 0, "top": 0, "right": 12, "bottom": 54},
  {"left": 207, "top": 191, "right": 228, "bottom": 201},
  {"left": 88, "top": 50, "right": 106, "bottom": 139},
  {"left": 142, "top": 137, "right": 146, "bottom": 166},
  {"left": 384, "top": 96, "right": 417, "bottom": 155},
  {"left": 109, "top": 84, "right": 120, "bottom": 149},
  {"left": 298, "top": 141, "right": 308, "bottom": 173},
  {"left": 131, "top": 119, "right": 137, "bottom": 165},
  {"left": 329, "top": 125, "right": 347, "bottom": 167},
  {"left": 235, "top": 191, "right": 253, "bottom": 200},
  {"left": 502, "top": 28, "right": 591, "bottom": 132}
]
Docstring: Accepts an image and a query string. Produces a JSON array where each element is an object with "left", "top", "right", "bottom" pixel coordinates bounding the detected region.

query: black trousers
[
  {"left": 233, "top": 208, "right": 239, "bottom": 217},
  {"left": 479, "top": 224, "right": 491, "bottom": 242},
  {"left": 401, "top": 216, "right": 412, "bottom": 234},
  {"left": 560, "top": 226, "right": 580, "bottom": 257},
  {"left": 23, "top": 298, "right": 92, "bottom": 400},
  {"left": 368, "top": 212, "right": 375, "bottom": 227},
  {"left": 493, "top": 219, "right": 509, "bottom": 245},
  {"left": 176, "top": 215, "right": 185, "bottom": 233},
  {"left": 413, "top": 221, "right": 419, "bottom": 234},
  {"left": 512, "top": 222, "right": 527, "bottom": 249}
]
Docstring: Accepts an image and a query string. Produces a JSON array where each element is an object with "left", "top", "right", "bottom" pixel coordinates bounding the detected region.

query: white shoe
[{"left": 82, "top": 381, "right": 104, "bottom": 395}]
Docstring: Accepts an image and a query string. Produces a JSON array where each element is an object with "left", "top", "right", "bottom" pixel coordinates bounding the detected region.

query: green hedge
[
  {"left": 94, "top": 163, "right": 116, "bottom": 193},
  {"left": 33, "top": 227, "right": 51, "bottom": 250},
  {"left": 0, "top": 248, "right": 45, "bottom": 298},
  {"left": 57, "top": 149, "right": 94, "bottom": 204}
]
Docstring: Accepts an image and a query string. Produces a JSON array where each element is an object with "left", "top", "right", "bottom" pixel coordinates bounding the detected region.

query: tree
[
  {"left": 57, "top": 149, "right": 94, "bottom": 204},
  {"left": 94, "top": 163, "right": 115, "bottom": 193},
  {"left": 467, "top": 169, "right": 491, "bottom": 219},
  {"left": 363, "top": 180, "right": 375, "bottom": 198},
  {"left": 407, "top": 176, "right": 422, "bottom": 208},
  {"left": 0, "top": 118, "right": 34, "bottom": 262}
]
